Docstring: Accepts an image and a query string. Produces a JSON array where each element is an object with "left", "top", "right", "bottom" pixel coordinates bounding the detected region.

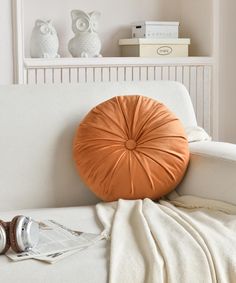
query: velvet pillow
[{"left": 73, "top": 95, "right": 189, "bottom": 201}]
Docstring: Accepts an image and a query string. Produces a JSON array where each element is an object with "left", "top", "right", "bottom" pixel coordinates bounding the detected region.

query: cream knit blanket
[{"left": 96, "top": 196, "right": 236, "bottom": 283}]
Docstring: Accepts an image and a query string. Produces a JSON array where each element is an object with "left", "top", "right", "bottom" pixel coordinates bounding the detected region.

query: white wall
[
  {"left": 0, "top": 0, "right": 13, "bottom": 85},
  {"left": 218, "top": 0, "right": 236, "bottom": 143},
  {"left": 179, "top": 0, "right": 213, "bottom": 56}
]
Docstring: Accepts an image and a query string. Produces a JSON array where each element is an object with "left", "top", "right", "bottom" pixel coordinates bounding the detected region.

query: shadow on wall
[{"left": 52, "top": 123, "right": 99, "bottom": 207}]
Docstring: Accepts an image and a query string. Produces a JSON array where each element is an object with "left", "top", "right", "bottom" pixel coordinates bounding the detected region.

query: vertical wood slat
[
  {"left": 162, "top": 66, "right": 169, "bottom": 80},
  {"left": 110, "top": 67, "right": 117, "bottom": 82},
  {"left": 132, "top": 67, "right": 140, "bottom": 81},
  {"left": 94, "top": 67, "right": 101, "bottom": 82},
  {"left": 24, "top": 69, "right": 28, "bottom": 84},
  {"left": 117, "top": 67, "right": 125, "bottom": 81},
  {"left": 125, "top": 67, "right": 133, "bottom": 81},
  {"left": 196, "top": 66, "right": 204, "bottom": 128},
  {"left": 203, "top": 66, "right": 212, "bottom": 134},
  {"left": 176, "top": 66, "right": 183, "bottom": 83},
  {"left": 78, "top": 68, "right": 86, "bottom": 83},
  {"left": 155, "top": 67, "right": 162, "bottom": 80},
  {"left": 140, "top": 67, "right": 147, "bottom": 81},
  {"left": 27, "top": 69, "right": 36, "bottom": 84},
  {"left": 86, "top": 67, "right": 94, "bottom": 82},
  {"left": 36, "top": 69, "right": 44, "bottom": 84},
  {"left": 70, "top": 68, "right": 78, "bottom": 83},
  {"left": 102, "top": 67, "right": 110, "bottom": 82},
  {"left": 52, "top": 68, "right": 61, "bottom": 84},
  {"left": 61, "top": 68, "right": 70, "bottom": 84},
  {"left": 147, "top": 67, "right": 155, "bottom": 81},
  {"left": 44, "top": 69, "right": 53, "bottom": 84},
  {"left": 183, "top": 66, "right": 190, "bottom": 92},
  {"left": 189, "top": 66, "right": 197, "bottom": 113},
  {"left": 169, "top": 66, "right": 176, "bottom": 81}
]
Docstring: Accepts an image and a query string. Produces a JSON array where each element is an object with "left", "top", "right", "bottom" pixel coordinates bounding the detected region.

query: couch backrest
[{"left": 0, "top": 81, "right": 197, "bottom": 210}]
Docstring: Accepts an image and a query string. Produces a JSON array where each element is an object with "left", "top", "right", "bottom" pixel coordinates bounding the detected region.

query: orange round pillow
[{"left": 73, "top": 95, "right": 189, "bottom": 201}]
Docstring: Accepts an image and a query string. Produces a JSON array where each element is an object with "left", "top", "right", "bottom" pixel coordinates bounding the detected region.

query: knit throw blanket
[{"left": 96, "top": 196, "right": 236, "bottom": 283}]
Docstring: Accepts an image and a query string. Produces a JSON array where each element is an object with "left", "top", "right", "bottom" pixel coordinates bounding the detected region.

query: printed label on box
[{"left": 157, "top": 46, "right": 173, "bottom": 56}]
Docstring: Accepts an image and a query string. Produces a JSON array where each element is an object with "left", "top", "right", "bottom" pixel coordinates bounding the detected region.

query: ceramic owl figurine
[
  {"left": 68, "top": 10, "right": 102, "bottom": 58},
  {"left": 30, "top": 20, "right": 60, "bottom": 58}
]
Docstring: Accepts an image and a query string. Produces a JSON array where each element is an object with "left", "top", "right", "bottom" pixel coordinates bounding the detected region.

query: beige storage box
[{"left": 119, "top": 38, "right": 190, "bottom": 57}]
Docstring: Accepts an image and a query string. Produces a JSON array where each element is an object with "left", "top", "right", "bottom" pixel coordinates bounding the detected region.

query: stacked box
[
  {"left": 132, "top": 21, "right": 179, "bottom": 39},
  {"left": 119, "top": 38, "right": 190, "bottom": 58}
]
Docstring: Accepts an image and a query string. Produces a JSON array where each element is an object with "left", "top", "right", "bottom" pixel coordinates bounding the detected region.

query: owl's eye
[
  {"left": 91, "top": 21, "right": 98, "bottom": 32},
  {"left": 40, "top": 25, "right": 50, "bottom": 35},
  {"left": 75, "top": 18, "right": 89, "bottom": 32}
]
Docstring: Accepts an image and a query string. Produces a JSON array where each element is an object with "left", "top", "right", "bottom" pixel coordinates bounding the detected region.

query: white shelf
[{"left": 24, "top": 57, "right": 213, "bottom": 68}]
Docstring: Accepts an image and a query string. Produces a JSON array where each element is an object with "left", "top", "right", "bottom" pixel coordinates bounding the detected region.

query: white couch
[{"left": 0, "top": 81, "right": 235, "bottom": 282}]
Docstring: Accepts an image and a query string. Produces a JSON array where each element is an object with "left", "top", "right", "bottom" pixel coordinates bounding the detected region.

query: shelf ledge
[{"left": 24, "top": 57, "right": 213, "bottom": 68}]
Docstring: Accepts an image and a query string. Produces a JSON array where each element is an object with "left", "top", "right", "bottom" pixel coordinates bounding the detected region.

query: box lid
[
  {"left": 119, "top": 38, "right": 191, "bottom": 46},
  {"left": 131, "top": 21, "right": 179, "bottom": 27}
]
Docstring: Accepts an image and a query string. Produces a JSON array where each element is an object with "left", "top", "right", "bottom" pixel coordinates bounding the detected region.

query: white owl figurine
[
  {"left": 68, "top": 10, "right": 102, "bottom": 58},
  {"left": 30, "top": 20, "right": 60, "bottom": 58}
]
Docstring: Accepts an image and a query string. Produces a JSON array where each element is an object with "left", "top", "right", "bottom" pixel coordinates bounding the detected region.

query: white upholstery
[
  {"left": 177, "top": 141, "right": 236, "bottom": 205},
  {"left": 0, "top": 81, "right": 197, "bottom": 211}
]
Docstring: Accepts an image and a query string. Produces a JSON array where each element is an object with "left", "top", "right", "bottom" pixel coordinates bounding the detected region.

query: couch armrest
[{"left": 176, "top": 141, "right": 236, "bottom": 205}]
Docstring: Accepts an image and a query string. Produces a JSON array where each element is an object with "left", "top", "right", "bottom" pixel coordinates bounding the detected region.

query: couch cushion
[
  {"left": 73, "top": 95, "right": 189, "bottom": 201},
  {"left": 0, "top": 206, "right": 108, "bottom": 283}
]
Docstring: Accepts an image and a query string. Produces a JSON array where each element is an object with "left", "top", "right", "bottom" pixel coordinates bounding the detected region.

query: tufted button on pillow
[
  {"left": 125, "top": 139, "right": 137, "bottom": 150},
  {"left": 73, "top": 95, "right": 189, "bottom": 201}
]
